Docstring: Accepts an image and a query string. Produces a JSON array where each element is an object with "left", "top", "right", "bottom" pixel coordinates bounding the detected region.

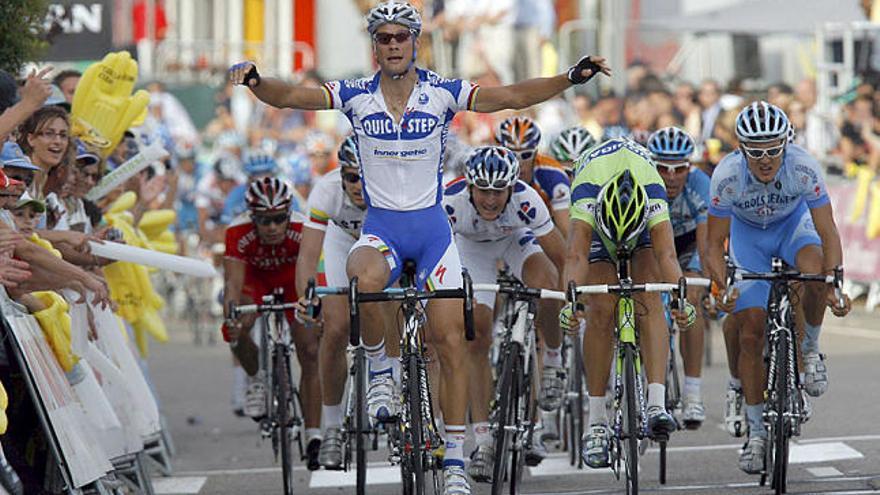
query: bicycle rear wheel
[
  {"left": 771, "top": 335, "right": 790, "bottom": 494},
  {"left": 491, "top": 342, "right": 519, "bottom": 495},
  {"left": 622, "top": 344, "right": 639, "bottom": 495},
  {"left": 405, "top": 353, "right": 425, "bottom": 495},
  {"left": 567, "top": 339, "right": 584, "bottom": 469},
  {"left": 509, "top": 349, "right": 532, "bottom": 495},
  {"left": 274, "top": 347, "right": 296, "bottom": 495}
]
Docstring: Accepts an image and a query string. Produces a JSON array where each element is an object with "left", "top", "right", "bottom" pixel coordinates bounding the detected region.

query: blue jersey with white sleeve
[
  {"left": 708, "top": 144, "right": 829, "bottom": 228},
  {"left": 323, "top": 68, "right": 479, "bottom": 211},
  {"left": 670, "top": 168, "right": 710, "bottom": 239}
]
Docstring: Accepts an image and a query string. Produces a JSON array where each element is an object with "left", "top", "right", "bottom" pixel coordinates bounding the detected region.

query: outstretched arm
[
  {"left": 228, "top": 62, "right": 328, "bottom": 110},
  {"left": 472, "top": 56, "right": 611, "bottom": 113}
]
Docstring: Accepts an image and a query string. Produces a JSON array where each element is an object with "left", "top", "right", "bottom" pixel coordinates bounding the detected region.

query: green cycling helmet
[{"left": 595, "top": 169, "right": 648, "bottom": 247}]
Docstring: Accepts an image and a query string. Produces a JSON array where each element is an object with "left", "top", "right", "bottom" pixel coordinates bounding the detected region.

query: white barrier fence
[{"left": 0, "top": 288, "right": 165, "bottom": 492}]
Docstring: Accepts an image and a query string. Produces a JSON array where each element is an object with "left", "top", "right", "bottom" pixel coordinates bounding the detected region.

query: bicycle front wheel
[
  {"left": 622, "top": 344, "right": 639, "bottom": 495},
  {"left": 491, "top": 342, "right": 520, "bottom": 495},
  {"left": 405, "top": 353, "right": 426, "bottom": 495},
  {"left": 274, "top": 347, "right": 296, "bottom": 495},
  {"left": 567, "top": 339, "right": 585, "bottom": 469},
  {"left": 353, "top": 348, "right": 368, "bottom": 495},
  {"left": 771, "top": 335, "right": 791, "bottom": 494}
]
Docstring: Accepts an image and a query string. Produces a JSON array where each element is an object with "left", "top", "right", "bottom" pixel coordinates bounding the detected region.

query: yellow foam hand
[
  {"left": 32, "top": 291, "right": 78, "bottom": 372},
  {"left": 867, "top": 181, "right": 880, "bottom": 239},
  {"left": 138, "top": 210, "right": 177, "bottom": 240},
  {"left": 107, "top": 191, "right": 138, "bottom": 214},
  {"left": 71, "top": 52, "right": 150, "bottom": 157},
  {"left": 0, "top": 380, "right": 7, "bottom": 410}
]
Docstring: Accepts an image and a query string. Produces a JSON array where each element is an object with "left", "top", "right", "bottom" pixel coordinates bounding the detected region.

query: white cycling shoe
[
  {"left": 803, "top": 352, "right": 828, "bottom": 397},
  {"left": 739, "top": 436, "right": 766, "bottom": 475},
  {"left": 725, "top": 385, "right": 745, "bottom": 437},
  {"left": 244, "top": 379, "right": 267, "bottom": 418},
  {"left": 366, "top": 370, "right": 398, "bottom": 425},
  {"left": 443, "top": 465, "right": 471, "bottom": 495}
]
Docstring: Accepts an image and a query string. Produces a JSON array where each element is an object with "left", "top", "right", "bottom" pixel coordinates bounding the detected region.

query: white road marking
[
  {"left": 152, "top": 476, "right": 207, "bottom": 494},
  {"left": 528, "top": 456, "right": 614, "bottom": 477},
  {"left": 790, "top": 442, "right": 863, "bottom": 464},
  {"left": 309, "top": 466, "right": 401, "bottom": 487},
  {"left": 824, "top": 325, "right": 880, "bottom": 340},
  {"left": 807, "top": 466, "right": 844, "bottom": 477}
]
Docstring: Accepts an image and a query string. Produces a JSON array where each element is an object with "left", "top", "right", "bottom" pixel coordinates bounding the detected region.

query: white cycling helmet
[
  {"left": 246, "top": 177, "right": 294, "bottom": 212},
  {"left": 735, "top": 101, "right": 790, "bottom": 143},
  {"left": 465, "top": 146, "right": 520, "bottom": 190},
  {"left": 366, "top": 1, "right": 422, "bottom": 36}
]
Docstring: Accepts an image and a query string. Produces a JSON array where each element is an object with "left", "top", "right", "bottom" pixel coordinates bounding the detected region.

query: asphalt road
[{"left": 146, "top": 309, "right": 880, "bottom": 495}]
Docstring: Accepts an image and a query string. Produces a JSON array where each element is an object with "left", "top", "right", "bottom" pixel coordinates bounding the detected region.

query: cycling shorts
[
  {"left": 317, "top": 223, "right": 356, "bottom": 288},
  {"left": 588, "top": 228, "right": 651, "bottom": 264},
  {"left": 351, "top": 204, "right": 463, "bottom": 290},
  {"left": 456, "top": 229, "right": 544, "bottom": 310},
  {"left": 729, "top": 203, "right": 821, "bottom": 313}
]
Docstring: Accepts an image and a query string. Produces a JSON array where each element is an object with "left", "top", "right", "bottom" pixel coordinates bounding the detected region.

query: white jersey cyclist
[
  {"left": 444, "top": 176, "right": 553, "bottom": 307},
  {"left": 323, "top": 69, "right": 478, "bottom": 211}
]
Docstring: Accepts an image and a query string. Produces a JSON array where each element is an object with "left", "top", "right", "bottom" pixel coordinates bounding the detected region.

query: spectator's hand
[
  {"left": 138, "top": 173, "right": 167, "bottom": 206},
  {"left": 20, "top": 66, "right": 54, "bottom": 110},
  {"left": 57, "top": 230, "right": 92, "bottom": 253},
  {"left": 0, "top": 257, "right": 31, "bottom": 288},
  {"left": 0, "top": 228, "right": 25, "bottom": 255},
  {"left": 83, "top": 273, "right": 111, "bottom": 309}
]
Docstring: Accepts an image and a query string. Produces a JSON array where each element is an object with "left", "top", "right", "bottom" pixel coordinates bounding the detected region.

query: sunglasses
[
  {"left": 512, "top": 149, "right": 535, "bottom": 161},
  {"left": 472, "top": 178, "right": 511, "bottom": 191},
  {"left": 342, "top": 172, "right": 360, "bottom": 184},
  {"left": 253, "top": 213, "right": 289, "bottom": 226},
  {"left": 373, "top": 31, "right": 412, "bottom": 45},
  {"left": 741, "top": 144, "right": 785, "bottom": 160},
  {"left": 4, "top": 172, "right": 33, "bottom": 186},
  {"left": 655, "top": 162, "right": 690, "bottom": 174}
]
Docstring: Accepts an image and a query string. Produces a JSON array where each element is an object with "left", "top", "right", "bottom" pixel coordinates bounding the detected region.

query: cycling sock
[
  {"left": 542, "top": 345, "right": 563, "bottom": 368},
  {"left": 647, "top": 383, "right": 666, "bottom": 409},
  {"left": 472, "top": 421, "right": 491, "bottom": 447},
  {"left": 588, "top": 396, "right": 607, "bottom": 426},
  {"left": 232, "top": 365, "right": 247, "bottom": 409},
  {"left": 364, "top": 339, "right": 390, "bottom": 375},
  {"left": 745, "top": 403, "right": 766, "bottom": 437},
  {"left": 443, "top": 425, "right": 467, "bottom": 468},
  {"left": 390, "top": 358, "right": 401, "bottom": 384},
  {"left": 729, "top": 377, "right": 742, "bottom": 390},
  {"left": 683, "top": 376, "right": 702, "bottom": 398},
  {"left": 306, "top": 428, "right": 322, "bottom": 442},
  {"left": 322, "top": 403, "right": 344, "bottom": 428},
  {"left": 802, "top": 323, "right": 821, "bottom": 354}
]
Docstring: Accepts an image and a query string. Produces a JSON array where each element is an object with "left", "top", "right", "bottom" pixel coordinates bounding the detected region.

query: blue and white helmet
[
  {"left": 735, "top": 101, "right": 790, "bottom": 143},
  {"left": 283, "top": 154, "right": 313, "bottom": 186},
  {"left": 366, "top": 1, "right": 422, "bottom": 36},
  {"left": 465, "top": 146, "right": 520, "bottom": 190},
  {"left": 647, "top": 127, "right": 695, "bottom": 162},
  {"left": 242, "top": 151, "right": 278, "bottom": 176},
  {"left": 337, "top": 136, "right": 360, "bottom": 169}
]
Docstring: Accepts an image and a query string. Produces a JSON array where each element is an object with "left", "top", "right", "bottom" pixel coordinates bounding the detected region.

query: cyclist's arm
[
  {"left": 695, "top": 221, "right": 708, "bottom": 274},
  {"left": 551, "top": 208, "right": 569, "bottom": 239},
  {"left": 809, "top": 203, "right": 843, "bottom": 272},
  {"left": 472, "top": 74, "right": 572, "bottom": 113},
  {"left": 250, "top": 77, "right": 329, "bottom": 110},
  {"left": 536, "top": 226, "right": 566, "bottom": 286},
  {"left": 295, "top": 226, "right": 326, "bottom": 298},
  {"left": 223, "top": 257, "right": 247, "bottom": 319},
  {"left": 648, "top": 220, "right": 684, "bottom": 284},
  {"left": 705, "top": 214, "right": 731, "bottom": 287},
  {"left": 562, "top": 220, "right": 592, "bottom": 287}
]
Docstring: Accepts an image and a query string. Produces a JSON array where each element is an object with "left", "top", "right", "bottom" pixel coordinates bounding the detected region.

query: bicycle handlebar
[
  {"left": 722, "top": 259, "right": 845, "bottom": 308},
  {"left": 472, "top": 283, "right": 568, "bottom": 302}
]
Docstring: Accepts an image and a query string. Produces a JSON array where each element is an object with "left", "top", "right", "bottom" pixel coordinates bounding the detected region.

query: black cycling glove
[{"left": 567, "top": 56, "right": 604, "bottom": 85}]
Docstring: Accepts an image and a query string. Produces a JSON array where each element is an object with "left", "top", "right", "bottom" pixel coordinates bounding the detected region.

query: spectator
[
  {"left": 0, "top": 68, "right": 52, "bottom": 142},
  {"left": 513, "top": 0, "right": 552, "bottom": 82},
  {"left": 767, "top": 82, "right": 794, "bottom": 112},
  {"left": 572, "top": 93, "right": 603, "bottom": 140},
  {"left": 672, "top": 81, "right": 702, "bottom": 138},
  {"left": 52, "top": 70, "right": 81, "bottom": 103},
  {"left": 16, "top": 106, "right": 72, "bottom": 199},
  {"left": 698, "top": 79, "right": 723, "bottom": 144},
  {"left": 840, "top": 96, "right": 880, "bottom": 172}
]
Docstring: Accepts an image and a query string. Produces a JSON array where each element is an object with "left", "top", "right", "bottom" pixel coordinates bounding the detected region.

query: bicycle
[
  {"left": 566, "top": 246, "right": 709, "bottom": 495},
  {"left": 562, "top": 319, "right": 586, "bottom": 470},
  {"left": 228, "top": 289, "right": 305, "bottom": 495},
  {"left": 472, "top": 281, "right": 565, "bottom": 495},
  {"left": 346, "top": 261, "right": 475, "bottom": 495},
  {"left": 722, "top": 259, "right": 844, "bottom": 494}
]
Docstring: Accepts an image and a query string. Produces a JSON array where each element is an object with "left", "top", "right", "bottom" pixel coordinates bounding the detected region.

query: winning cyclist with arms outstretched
[{"left": 229, "top": 3, "right": 609, "bottom": 491}]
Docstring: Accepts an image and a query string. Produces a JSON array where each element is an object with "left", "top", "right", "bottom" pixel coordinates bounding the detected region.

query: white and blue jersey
[
  {"left": 323, "top": 68, "right": 479, "bottom": 211},
  {"left": 709, "top": 144, "right": 827, "bottom": 312},
  {"left": 323, "top": 68, "right": 479, "bottom": 289},
  {"left": 670, "top": 168, "right": 710, "bottom": 272}
]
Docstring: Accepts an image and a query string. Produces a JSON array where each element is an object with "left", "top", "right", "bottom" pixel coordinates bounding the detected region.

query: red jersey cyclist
[{"left": 223, "top": 177, "right": 323, "bottom": 470}]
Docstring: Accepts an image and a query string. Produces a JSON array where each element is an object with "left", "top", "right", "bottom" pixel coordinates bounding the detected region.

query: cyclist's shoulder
[
  {"left": 443, "top": 176, "right": 469, "bottom": 197},
  {"left": 417, "top": 67, "right": 470, "bottom": 92},
  {"left": 324, "top": 73, "right": 379, "bottom": 101},
  {"left": 513, "top": 179, "right": 543, "bottom": 201},
  {"left": 311, "top": 168, "right": 343, "bottom": 193},
  {"left": 687, "top": 167, "right": 711, "bottom": 190},
  {"left": 533, "top": 156, "right": 570, "bottom": 184},
  {"left": 711, "top": 152, "right": 744, "bottom": 185},
  {"left": 783, "top": 144, "right": 824, "bottom": 181}
]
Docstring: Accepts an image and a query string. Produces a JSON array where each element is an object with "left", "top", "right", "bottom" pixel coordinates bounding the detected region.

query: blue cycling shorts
[
  {"left": 351, "top": 204, "right": 463, "bottom": 290},
  {"left": 729, "top": 203, "right": 821, "bottom": 313}
]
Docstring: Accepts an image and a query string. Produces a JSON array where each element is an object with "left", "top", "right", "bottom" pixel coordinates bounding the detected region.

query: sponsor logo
[
  {"left": 418, "top": 93, "right": 429, "bottom": 105},
  {"left": 342, "top": 79, "right": 369, "bottom": 90},
  {"left": 325, "top": 81, "right": 339, "bottom": 92},
  {"left": 814, "top": 185, "right": 821, "bottom": 197},
  {"left": 373, "top": 148, "right": 429, "bottom": 159},
  {"left": 434, "top": 264, "right": 447, "bottom": 285}
]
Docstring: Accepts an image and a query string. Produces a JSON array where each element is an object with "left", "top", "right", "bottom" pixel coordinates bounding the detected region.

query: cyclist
[
  {"left": 705, "top": 101, "right": 851, "bottom": 475},
  {"left": 294, "top": 136, "right": 370, "bottom": 469},
  {"left": 229, "top": 2, "right": 609, "bottom": 490},
  {"left": 223, "top": 177, "right": 323, "bottom": 470},
  {"left": 496, "top": 116, "right": 572, "bottom": 237},
  {"left": 646, "top": 127, "right": 710, "bottom": 429},
  {"left": 550, "top": 125, "right": 598, "bottom": 179},
  {"left": 442, "top": 147, "right": 566, "bottom": 480},
  {"left": 559, "top": 138, "right": 695, "bottom": 469},
  {"left": 221, "top": 150, "right": 279, "bottom": 224}
]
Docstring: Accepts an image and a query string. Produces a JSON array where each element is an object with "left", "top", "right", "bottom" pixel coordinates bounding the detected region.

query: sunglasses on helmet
[
  {"left": 741, "top": 143, "right": 785, "bottom": 160},
  {"left": 253, "top": 213, "right": 289, "bottom": 226},
  {"left": 373, "top": 31, "right": 412, "bottom": 45}
]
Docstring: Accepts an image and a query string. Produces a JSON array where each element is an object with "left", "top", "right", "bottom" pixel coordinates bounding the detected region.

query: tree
[{"left": 0, "top": 0, "right": 50, "bottom": 75}]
